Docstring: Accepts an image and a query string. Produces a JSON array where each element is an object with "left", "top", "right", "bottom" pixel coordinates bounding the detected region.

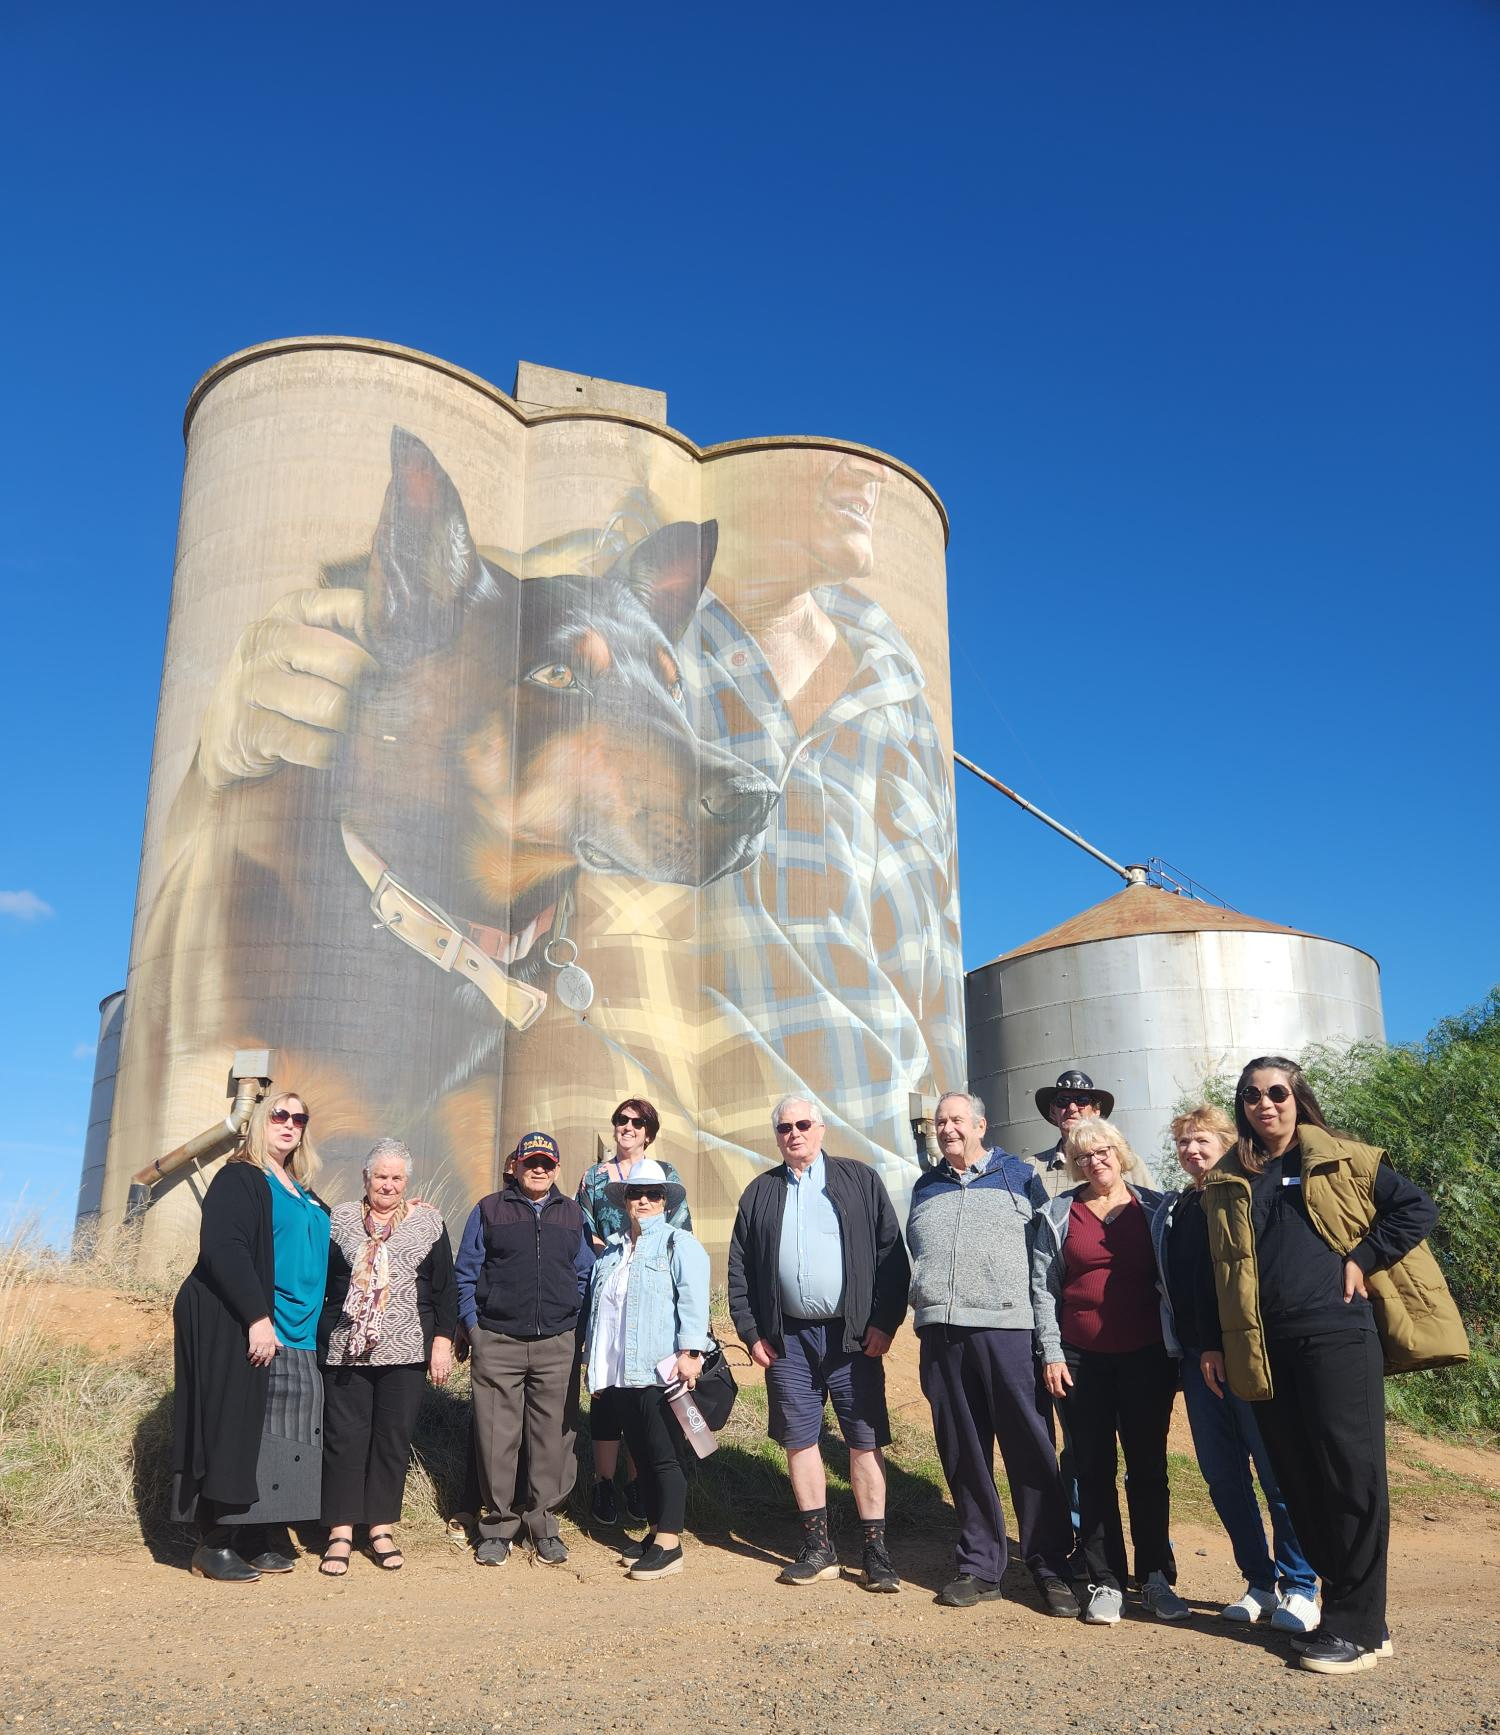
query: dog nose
[{"left": 701, "top": 773, "right": 778, "bottom": 829}]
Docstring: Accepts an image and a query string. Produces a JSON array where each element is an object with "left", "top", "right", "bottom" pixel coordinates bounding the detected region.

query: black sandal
[
  {"left": 367, "top": 1533, "right": 404, "bottom": 1570},
  {"left": 319, "top": 1539, "right": 353, "bottom": 1578}
]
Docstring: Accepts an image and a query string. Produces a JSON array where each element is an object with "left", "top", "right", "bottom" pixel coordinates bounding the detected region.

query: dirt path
[{"left": 4, "top": 1507, "right": 1497, "bottom": 1735}]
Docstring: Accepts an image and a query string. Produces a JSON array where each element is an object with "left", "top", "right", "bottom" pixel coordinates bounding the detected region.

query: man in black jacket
[
  {"left": 728, "top": 1096, "right": 911, "bottom": 1591},
  {"left": 455, "top": 1131, "right": 594, "bottom": 1567}
]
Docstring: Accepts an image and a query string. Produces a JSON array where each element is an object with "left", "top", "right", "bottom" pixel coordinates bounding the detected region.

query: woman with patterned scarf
[{"left": 317, "top": 1138, "right": 457, "bottom": 1575}]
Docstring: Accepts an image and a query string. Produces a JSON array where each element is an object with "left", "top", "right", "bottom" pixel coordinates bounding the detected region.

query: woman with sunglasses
[
  {"left": 171, "top": 1092, "right": 330, "bottom": 1582},
  {"left": 1199, "top": 1057, "right": 1460, "bottom": 1675},
  {"left": 582, "top": 1158, "right": 711, "bottom": 1580},
  {"left": 317, "top": 1138, "right": 456, "bottom": 1576},
  {"left": 575, "top": 1099, "right": 692, "bottom": 1526}
]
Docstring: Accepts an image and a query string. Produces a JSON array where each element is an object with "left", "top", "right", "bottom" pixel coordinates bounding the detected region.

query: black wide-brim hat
[{"left": 1035, "top": 1070, "right": 1115, "bottom": 1120}]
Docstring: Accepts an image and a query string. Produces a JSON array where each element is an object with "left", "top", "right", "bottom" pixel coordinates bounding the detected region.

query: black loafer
[
  {"left": 245, "top": 1549, "right": 297, "bottom": 1573},
  {"left": 190, "top": 1543, "right": 261, "bottom": 1583}
]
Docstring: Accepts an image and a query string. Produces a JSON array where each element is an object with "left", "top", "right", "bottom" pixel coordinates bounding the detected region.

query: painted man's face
[{"left": 711, "top": 450, "right": 887, "bottom": 609}]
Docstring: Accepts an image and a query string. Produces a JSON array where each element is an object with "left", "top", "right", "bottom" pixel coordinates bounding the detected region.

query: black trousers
[
  {"left": 1058, "top": 1341, "right": 1176, "bottom": 1590},
  {"left": 321, "top": 1363, "right": 426, "bottom": 1527},
  {"left": 1252, "top": 1327, "right": 1388, "bottom": 1651},
  {"left": 612, "top": 1386, "right": 688, "bottom": 1536}
]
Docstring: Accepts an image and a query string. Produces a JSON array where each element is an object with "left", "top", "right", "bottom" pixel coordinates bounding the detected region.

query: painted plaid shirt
[
  {"left": 686, "top": 585, "right": 965, "bottom": 1208},
  {"left": 507, "top": 584, "right": 965, "bottom": 1232}
]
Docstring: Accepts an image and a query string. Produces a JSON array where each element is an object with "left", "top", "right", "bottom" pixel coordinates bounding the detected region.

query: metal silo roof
[{"left": 988, "top": 883, "right": 1317, "bottom": 965}]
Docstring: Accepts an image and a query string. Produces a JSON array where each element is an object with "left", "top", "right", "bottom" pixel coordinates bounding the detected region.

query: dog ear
[
  {"left": 364, "top": 428, "right": 513, "bottom": 666},
  {"left": 609, "top": 520, "right": 718, "bottom": 644}
]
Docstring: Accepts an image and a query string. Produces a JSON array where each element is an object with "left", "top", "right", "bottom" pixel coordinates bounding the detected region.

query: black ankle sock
[
  {"left": 799, "top": 1506, "right": 830, "bottom": 1550},
  {"left": 860, "top": 1518, "right": 887, "bottom": 1546}
]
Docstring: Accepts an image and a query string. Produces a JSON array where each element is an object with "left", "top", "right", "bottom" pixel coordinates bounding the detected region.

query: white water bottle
[{"left": 656, "top": 1355, "right": 718, "bottom": 1459}]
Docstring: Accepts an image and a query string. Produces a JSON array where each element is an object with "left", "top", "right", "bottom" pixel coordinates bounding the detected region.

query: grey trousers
[{"left": 470, "top": 1327, "right": 577, "bottom": 1541}]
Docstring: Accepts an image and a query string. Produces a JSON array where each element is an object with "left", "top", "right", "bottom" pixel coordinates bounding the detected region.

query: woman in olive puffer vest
[{"left": 1199, "top": 1055, "right": 1465, "bottom": 1679}]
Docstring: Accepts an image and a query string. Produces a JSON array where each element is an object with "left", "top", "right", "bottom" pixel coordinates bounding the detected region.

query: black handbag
[{"left": 689, "top": 1344, "right": 739, "bottom": 1431}]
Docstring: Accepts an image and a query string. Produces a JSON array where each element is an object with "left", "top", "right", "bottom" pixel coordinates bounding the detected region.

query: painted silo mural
[{"left": 104, "top": 339, "right": 962, "bottom": 1269}]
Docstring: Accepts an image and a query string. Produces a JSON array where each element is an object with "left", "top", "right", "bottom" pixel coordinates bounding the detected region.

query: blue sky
[{"left": 3, "top": 2, "right": 1496, "bottom": 1242}]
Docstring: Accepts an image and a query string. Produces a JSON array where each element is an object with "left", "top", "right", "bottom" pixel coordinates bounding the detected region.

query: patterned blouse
[
  {"left": 575, "top": 1155, "right": 692, "bottom": 1246},
  {"left": 324, "top": 1202, "right": 448, "bottom": 1367}
]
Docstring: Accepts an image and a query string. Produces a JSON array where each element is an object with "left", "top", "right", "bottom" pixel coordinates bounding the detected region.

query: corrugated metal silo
[{"left": 966, "top": 883, "right": 1385, "bottom": 1173}]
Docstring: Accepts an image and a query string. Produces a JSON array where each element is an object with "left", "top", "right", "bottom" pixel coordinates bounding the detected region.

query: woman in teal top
[
  {"left": 171, "top": 1090, "right": 329, "bottom": 1582},
  {"left": 267, "top": 1160, "right": 329, "bottom": 1350}
]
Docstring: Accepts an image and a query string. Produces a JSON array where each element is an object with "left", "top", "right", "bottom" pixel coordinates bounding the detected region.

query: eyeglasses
[
  {"left": 627, "top": 1187, "right": 667, "bottom": 1202},
  {"left": 612, "top": 1114, "right": 647, "bottom": 1130},
  {"left": 520, "top": 1155, "right": 558, "bottom": 1171},
  {"left": 269, "top": 1108, "right": 310, "bottom": 1128},
  {"left": 775, "top": 1119, "right": 816, "bottom": 1136},
  {"left": 1240, "top": 1084, "right": 1292, "bottom": 1106},
  {"left": 1054, "top": 1094, "right": 1094, "bottom": 1110}
]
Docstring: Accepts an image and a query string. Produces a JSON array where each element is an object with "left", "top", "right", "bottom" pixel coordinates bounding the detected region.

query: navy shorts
[{"left": 765, "top": 1317, "right": 891, "bottom": 1451}]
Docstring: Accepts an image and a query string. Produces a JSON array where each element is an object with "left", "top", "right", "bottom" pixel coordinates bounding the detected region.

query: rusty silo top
[{"left": 991, "top": 883, "right": 1315, "bottom": 965}]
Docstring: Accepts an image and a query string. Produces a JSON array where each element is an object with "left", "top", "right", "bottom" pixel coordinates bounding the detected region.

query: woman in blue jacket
[{"left": 583, "top": 1158, "right": 712, "bottom": 1581}]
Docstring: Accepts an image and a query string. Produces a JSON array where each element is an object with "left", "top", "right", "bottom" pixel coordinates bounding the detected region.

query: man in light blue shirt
[
  {"left": 727, "top": 1096, "right": 910, "bottom": 1594},
  {"left": 777, "top": 1152, "right": 846, "bottom": 1321}
]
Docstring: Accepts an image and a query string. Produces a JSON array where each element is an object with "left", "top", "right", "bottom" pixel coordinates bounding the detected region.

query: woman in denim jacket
[{"left": 583, "top": 1158, "right": 712, "bottom": 1580}]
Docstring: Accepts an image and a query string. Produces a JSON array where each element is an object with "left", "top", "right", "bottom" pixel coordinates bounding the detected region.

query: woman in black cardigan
[
  {"left": 317, "top": 1138, "right": 456, "bottom": 1575},
  {"left": 171, "top": 1090, "right": 330, "bottom": 1582}
]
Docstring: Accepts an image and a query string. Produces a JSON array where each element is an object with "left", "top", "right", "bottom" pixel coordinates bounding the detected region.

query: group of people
[{"left": 169, "top": 1057, "right": 1464, "bottom": 1677}]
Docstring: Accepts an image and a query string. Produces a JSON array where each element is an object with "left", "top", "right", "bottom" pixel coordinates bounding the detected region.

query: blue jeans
[{"left": 1181, "top": 1349, "right": 1316, "bottom": 1596}]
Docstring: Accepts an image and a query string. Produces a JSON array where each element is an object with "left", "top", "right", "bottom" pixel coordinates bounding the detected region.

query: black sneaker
[
  {"left": 855, "top": 1538, "right": 901, "bottom": 1593},
  {"left": 591, "top": 1480, "right": 619, "bottom": 1526},
  {"left": 628, "top": 1542, "right": 684, "bottom": 1580},
  {"left": 474, "top": 1538, "right": 511, "bottom": 1566},
  {"left": 1037, "top": 1575, "right": 1080, "bottom": 1618},
  {"left": 776, "top": 1540, "right": 840, "bottom": 1585},
  {"left": 1292, "top": 1627, "right": 1391, "bottom": 1659},
  {"left": 937, "top": 1573, "right": 1004, "bottom": 1608},
  {"left": 1296, "top": 1633, "right": 1379, "bottom": 1674},
  {"left": 533, "top": 1534, "right": 569, "bottom": 1566},
  {"left": 621, "top": 1480, "right": 647, "bottom": 1524}
]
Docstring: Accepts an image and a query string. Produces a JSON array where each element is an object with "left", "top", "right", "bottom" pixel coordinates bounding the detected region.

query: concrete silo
[
  {"left": 965, "top": 882, "right": 1385, "bottom": 1172},
  {"left": 96, "top": 339, "right": 963, "bottom": 1275}
]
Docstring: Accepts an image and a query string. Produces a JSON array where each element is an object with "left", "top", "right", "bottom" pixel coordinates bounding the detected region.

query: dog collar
[{"left": 341, "top": 824, "right": 548, "bottom": 1032}]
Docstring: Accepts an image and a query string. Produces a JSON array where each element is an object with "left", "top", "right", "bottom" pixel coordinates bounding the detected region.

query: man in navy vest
[{"left": 456, "top": 1131, "right": 595, "bottom": 1567}]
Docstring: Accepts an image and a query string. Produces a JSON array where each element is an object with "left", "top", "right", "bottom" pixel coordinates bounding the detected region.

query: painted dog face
[{"left": 336, "top": 429, "right": 778, "bottom": 942}]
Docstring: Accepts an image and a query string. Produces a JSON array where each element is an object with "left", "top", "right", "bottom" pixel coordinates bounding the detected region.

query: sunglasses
[
  {"left": 626, "top": 1187, "right": 667, "bottom": 1202},
  {"left": 1054, "top": 1094, "right": 1094, "bottom": 1110},
  {"left": 1240, "top": 1084, "right": 1293, "bottom": 1106},
  {"left": 612, "top": 1114, "right": 647, "bottom": 1130},
  {"left": 519, "top": 1154, "right": 558, "bottom": 1170},
  {"left": 775, "top": 1119, "right": 816, "bottom": 1136},
  {"left": 269, "top": 1108, "right": 310, "bottom": 1128}
]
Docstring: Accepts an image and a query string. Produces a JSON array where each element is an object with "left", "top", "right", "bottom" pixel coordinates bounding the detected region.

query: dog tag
[{"left": 554, "top": 962, "right": 595, "bottom": 1013}]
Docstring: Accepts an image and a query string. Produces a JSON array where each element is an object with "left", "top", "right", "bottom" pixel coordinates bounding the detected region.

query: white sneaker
[
  {"left": 1083, "top": 1583, "right": 1123, "bottom": 1625},
  {"left": 1221, "top": 1585, "right": 1278, "bottom": 1622},
  {"left": 1141, "top": 1570, "right": 1192, "bottom": 1621},
  {"left": 1271, "top": 1591, "right": 1320, "bottom": 1633}
]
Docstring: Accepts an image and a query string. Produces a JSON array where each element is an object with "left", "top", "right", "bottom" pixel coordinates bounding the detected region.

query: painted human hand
[{"left": 197, "top": 588, "right": 375, "bottom": 790}]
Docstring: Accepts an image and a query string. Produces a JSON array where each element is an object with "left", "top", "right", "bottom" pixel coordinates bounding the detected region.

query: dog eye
[{"left": 527, "top": 663, "right": 578, "bottom": 690}]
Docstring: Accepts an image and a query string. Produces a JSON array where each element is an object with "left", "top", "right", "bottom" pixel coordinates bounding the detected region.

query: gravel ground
[{"left": 4, "top": 1510, "right": 1496, "bottom": 1735}]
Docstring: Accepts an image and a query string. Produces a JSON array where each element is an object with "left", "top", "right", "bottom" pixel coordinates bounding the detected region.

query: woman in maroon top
[{"left": 1035, "top": 1119, "right": 1186, "bottom": 1625}]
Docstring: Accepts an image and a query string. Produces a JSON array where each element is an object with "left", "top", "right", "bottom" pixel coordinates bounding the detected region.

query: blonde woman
[
  {"left": 1032, "top": 1119, "right": 1185, "bottom": 1625},
  {"left": 317, "top": 1139, "right": 456, "bottom": 1575},
  {"left": 171, "top": 1091, "right": 330, "bottom": 1582}
]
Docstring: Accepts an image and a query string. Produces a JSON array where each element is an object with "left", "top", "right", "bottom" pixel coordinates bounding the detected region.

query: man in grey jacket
[{"left": 907, "top": 1091, "right": 1078, "bottom": 1614}]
